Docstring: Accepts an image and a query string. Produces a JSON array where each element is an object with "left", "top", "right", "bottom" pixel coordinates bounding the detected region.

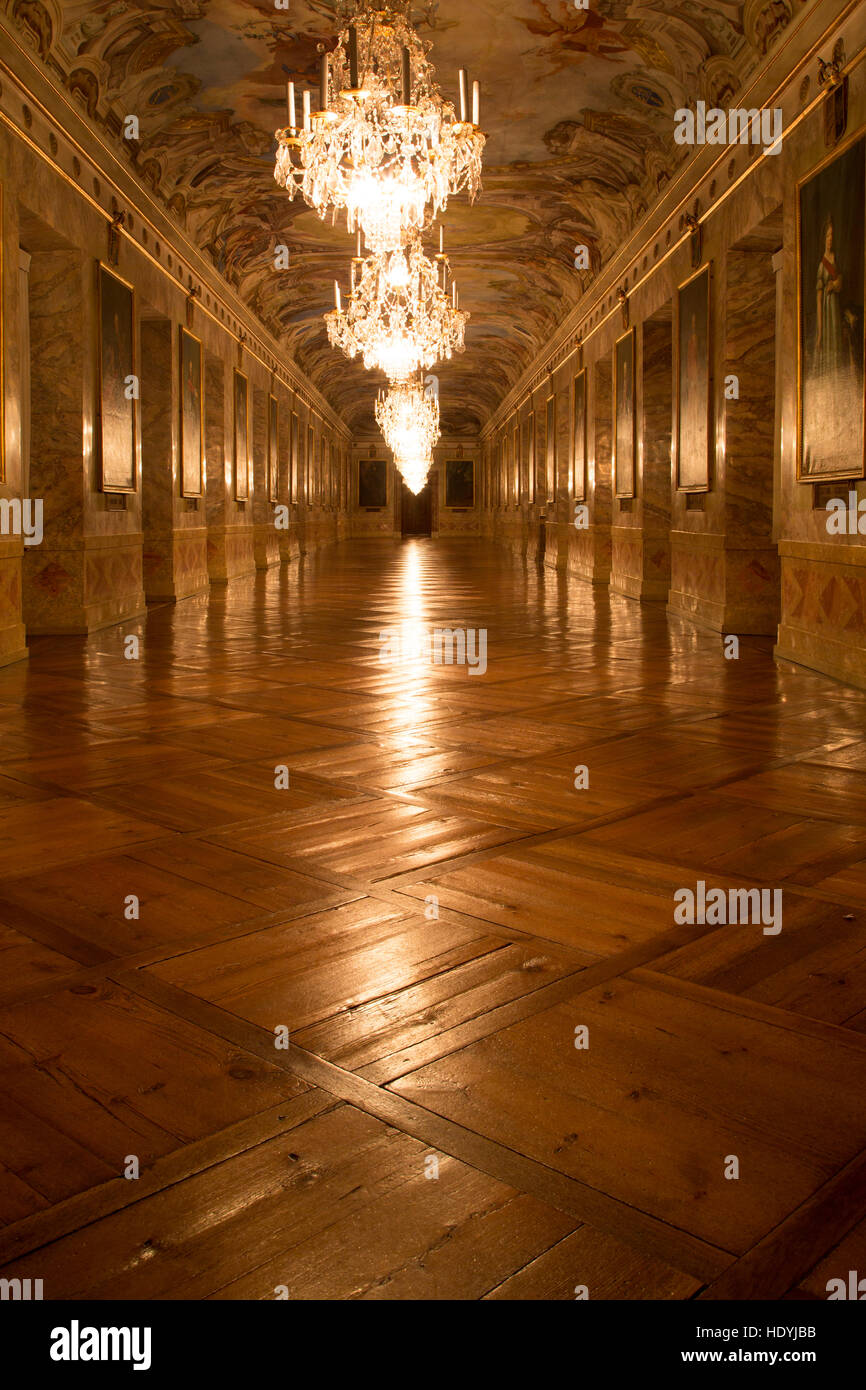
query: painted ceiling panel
[{"left": 6, "top": 0, "right": 796, "bottom": 432}]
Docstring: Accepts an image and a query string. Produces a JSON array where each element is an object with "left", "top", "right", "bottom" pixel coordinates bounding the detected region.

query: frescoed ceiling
[{"left": 6, "top": 0, "right": 799, "bottom": 432}]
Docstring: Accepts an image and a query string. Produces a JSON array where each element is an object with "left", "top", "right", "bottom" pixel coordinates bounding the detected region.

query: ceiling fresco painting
[{"left": 6, "top": 0, "right": 799, "bottom": 432}]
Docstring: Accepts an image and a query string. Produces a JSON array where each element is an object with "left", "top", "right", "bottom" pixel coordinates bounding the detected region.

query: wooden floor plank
[{"left": 1, "top": 539, "right": 865, "bottom": 1298}]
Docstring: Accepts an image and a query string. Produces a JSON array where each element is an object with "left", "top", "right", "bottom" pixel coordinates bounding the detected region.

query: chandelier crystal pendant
[
  {"left": 325, "top": 229, "right": 468, "bottom": 380},
  {"left": 274, "top": 1, "right": 485, "bottom": 252}
]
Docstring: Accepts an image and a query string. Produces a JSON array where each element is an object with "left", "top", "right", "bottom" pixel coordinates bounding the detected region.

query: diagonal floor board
[{"left": 0, "top": 539, "right": 865, "bottom": 1298}]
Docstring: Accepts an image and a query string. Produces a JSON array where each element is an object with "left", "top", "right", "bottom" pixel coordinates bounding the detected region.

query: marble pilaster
[
  {"left": 205, "top": 350, "right": 255, "bottom": 584},
  {"left": 252, "top": 386, "right": 279, "bottom": 571},
  {"left": 611, "top": 316, "right": 672, "bottom": 601},
  {"left": 140, "top": 318, "right": 209, "bottom": 603}
]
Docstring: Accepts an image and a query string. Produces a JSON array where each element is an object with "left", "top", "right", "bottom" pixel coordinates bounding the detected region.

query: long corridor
[{"left": 1, "top": 539, "right": 866, "bottom": 1299}]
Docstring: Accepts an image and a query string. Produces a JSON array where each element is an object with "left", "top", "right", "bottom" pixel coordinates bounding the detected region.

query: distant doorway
[{"left": 401, "top": 479, "right": 432, "bottom": 535}]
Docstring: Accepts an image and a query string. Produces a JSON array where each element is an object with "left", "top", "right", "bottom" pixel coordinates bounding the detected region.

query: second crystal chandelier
[{"left": 325, "top": 228, "right": 468, "bottom": 381}]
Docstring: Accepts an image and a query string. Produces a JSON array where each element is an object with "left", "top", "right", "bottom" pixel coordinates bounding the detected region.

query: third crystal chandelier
[
  {"left": 274, "top": 0, "right": 485, "bottom": 252},
  {"left": 376, "top": 377, "right": 440, "bottom": 465},
  {"left": 325, "top": 228, "right": 468, "bottom": 381}
]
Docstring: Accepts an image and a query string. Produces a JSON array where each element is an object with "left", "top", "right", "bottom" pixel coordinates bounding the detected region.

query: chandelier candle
[
  {"left": 287, "top": 81, "right": 296, "bottom": 130},
  {"left": 472, "top": 81, "right": 480, "bottom": 127},
  {"left": 303, "top": 89, "right": 311, "bottom": 132},
  {"left": 348, "top": 25, "right": 359, "bottom": 88},
  {"left": 402, "top": 47, "right": 411, "bottom": 106},
  {"left": 459, "top": 69, "right": 467, "bottom": 122}
]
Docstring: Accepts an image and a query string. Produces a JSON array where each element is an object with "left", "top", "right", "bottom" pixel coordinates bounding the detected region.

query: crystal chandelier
[
  {"left": 394, "top": 452, "right": 433, "bottom": 494},
  {"left": 376, "top": 377, "right": 440, "bottom": 456},
  {"left": 377, "top": 377, "right": 439, "bottom": 494},
  {"left": 274, "top": 1, "right": 485, "bottom": 252},
  {"left": 326, "top": 229, "right": 468, "bottom": 380}
]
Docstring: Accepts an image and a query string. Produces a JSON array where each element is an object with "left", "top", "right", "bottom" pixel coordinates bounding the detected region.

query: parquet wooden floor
[{"left": 1, "top": 538, "right": 865, "bottom": 1300}]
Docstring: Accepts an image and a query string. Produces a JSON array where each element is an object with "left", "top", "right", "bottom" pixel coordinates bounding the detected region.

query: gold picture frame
[
  {"left": 445, "top": 457, "right": 475, "bottom": 508},
  {"left": 796, "top": 131, "right": 866, "bottom": 482},
  {"left": 675, "top": 263, "right": 712, "bottom": 493},
  {"left": 358, "top": 457, "right": 387, "bottom": 508},
  {"left": 232, "top": 368, "right": 249, "bottom": 501},
  {"left": 572, "top": 368, "right": 587, "bottom": 501},
  {"left": 614, "top": 326, "right": 636, "bottom": 499},
  {"left": 545, "top": 393, "right": 556, "bottom": 502},
  {"left": 0, "top": 184, "right": 4, "bottom": 486},
  {"left": 524, "top": 411, "right": 535, "bottom": 503},
  {"left": 268, "top": 393, "right": 279, "bottom": 503},
  {"left": 290, "top": 411, "right": 299, "bottom": 504},
  {"left": 97, "top": 260, "right": 137, "bottom": 493},
  {"left": 179, "top": 325, "right": 203, "bottom": 499},
  {"left": 500, "top": 435, "right": 507, "bottom": 509}
]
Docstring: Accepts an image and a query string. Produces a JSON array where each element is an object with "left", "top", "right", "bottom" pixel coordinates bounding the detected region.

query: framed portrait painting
[
  {"left": 359, "top": 457, "right": 387, "bottom": 508},
  {"left": 797, "top": 134, "right": 866, "bottom": 481},
  {"left": 179, "top": 326, "right": 203, "bottom": 498},
  {"left": 268, "top": 394, "right": 279, "bottom": 503},
  {"left": 232, "top": 369, "right": 249, "bottom": 500},
  {"left": 97, "top": 262, "right": 137, "bottom": 493},
  {"left": 614, "top": 328, "right": 636, "bottom": 498},
  {"left": 501, "top": 437, "right": 507, "bottom": 508},
  {"left": 572, "top": 368, "right": 587, "bottom": 501},
  {"left": 289, "top": 411, "right": 299, "bottom": 503},
  {"left": 523, "top": 412, "right": 535, "bottom": 502},
  {"left": 445, "top": 457, "right": 475, "bottom": 508},
  {"left": 545, "top": 394, "right": 556, "bottom": 502},
  {"left": 676, "top": 264, "right": 712, "bottom": 492},
  {"left": 0, "top": 185, "right": 4, "bottom": 485}
]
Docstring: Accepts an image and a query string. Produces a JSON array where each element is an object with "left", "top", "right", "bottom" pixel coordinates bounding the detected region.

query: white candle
[
  {"left": 452, "top": 281, "right": 457, "bottom": 308},
  {"left": 458, "top": 70, "right": 467, "bottom": 122},
  {"left": 303, "top": 90, "right": 311, "bottom": 131},
  {"left": 472, "top": 81, "right": 480, "bottom": 126},
  {"left": 288, "top": 81, "right": 296, "bottom": 129},
  {"left": 334, "top": 280, "right": 342, "bottom": 312},
  {"left": 439, "top": 225, "right": 444, "bottom": 254},
  {"left": 356, "top": 229, "right": 362, "bottom": 259}
]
